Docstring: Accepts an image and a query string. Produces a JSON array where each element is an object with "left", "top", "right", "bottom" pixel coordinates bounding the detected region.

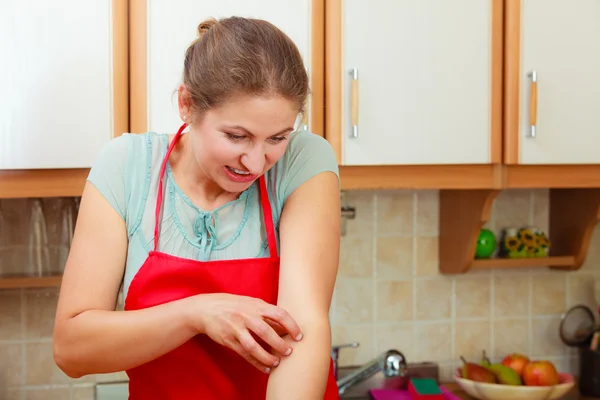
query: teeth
[{"left": 229, "top": 167, "right": 250, "bottom": 175}]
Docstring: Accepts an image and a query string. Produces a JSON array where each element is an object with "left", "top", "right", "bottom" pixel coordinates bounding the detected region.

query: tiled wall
[
  {"left": 331, "top": 189, "right": 600, "bottom": 382},
  {"left": 1, "top": 189, "right": 599, "bottom": 398}
]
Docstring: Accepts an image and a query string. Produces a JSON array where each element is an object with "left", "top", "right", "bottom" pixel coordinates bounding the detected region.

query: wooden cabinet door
[
  {"left": 327, "top": 0, "right": 502, "bottom": 166},
  {"left": 505, "top": 0, "right": 600, "bottom": 165},
  {"left": 0, "top": 0, "right": 126, "bottom": 170},
  {"left": 132, "top": 0, "right": 323, "bottom": 135}
]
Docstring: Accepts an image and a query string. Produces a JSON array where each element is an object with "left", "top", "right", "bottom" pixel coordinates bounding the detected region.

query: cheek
[{"left": 266, "top": 143, "right": 289, "bottom": 164}]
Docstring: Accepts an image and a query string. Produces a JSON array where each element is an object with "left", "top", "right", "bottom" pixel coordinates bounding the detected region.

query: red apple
[
  {"left": 522, "top": 360, "right": 560, "bottom": 386},
  {"left": 501, "top": 353, "right": 530, "bottom": 376}
]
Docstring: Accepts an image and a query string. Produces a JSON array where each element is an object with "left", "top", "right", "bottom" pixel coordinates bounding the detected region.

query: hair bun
[{"left": 197, "top": 18, "right": 217, "bottom": 39}]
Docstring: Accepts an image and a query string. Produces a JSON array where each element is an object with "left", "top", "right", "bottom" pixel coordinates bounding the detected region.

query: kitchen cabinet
[
  {"left": 504, "top": 0, "right": 600, "bottom": 166},
  {"left": 326, "top": 0, "right": 504, "bottom": 189},
  {"left": 0, "top": 0, "right": 128, "bottom": 198},
  {"left": 129, "top": 0, "right": 324, "bottom": 135}
]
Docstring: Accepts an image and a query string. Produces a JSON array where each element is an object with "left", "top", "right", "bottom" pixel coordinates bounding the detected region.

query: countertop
[
  {"left": 347, "top": 383, "right": 598, "bottom": 400},
  {"left": 442, "top": 383, "right": 596, "bottom": 400}
]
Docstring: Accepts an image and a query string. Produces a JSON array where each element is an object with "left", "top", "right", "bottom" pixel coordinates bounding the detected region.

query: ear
[{"left": 177, "top": 84, "right": 193, "bottom": 122}]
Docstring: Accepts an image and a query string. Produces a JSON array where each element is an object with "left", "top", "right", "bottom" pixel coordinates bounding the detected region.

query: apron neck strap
[{"left": 153, "top": 123, "right": 278, "bottom": 258}]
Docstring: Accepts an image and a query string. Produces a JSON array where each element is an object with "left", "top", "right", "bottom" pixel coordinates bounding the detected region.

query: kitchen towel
[{"left": 369, "top": 387, "right": 461, "bottom": 400}]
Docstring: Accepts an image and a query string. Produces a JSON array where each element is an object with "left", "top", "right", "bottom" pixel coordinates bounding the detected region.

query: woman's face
[{"left": 182, "top": 91, "right": 299, "bottom": 194}]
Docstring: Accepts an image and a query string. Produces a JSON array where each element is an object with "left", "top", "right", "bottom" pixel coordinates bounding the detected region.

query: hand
[{"left": 192, "top": 293, "right": 303, "bottom": 373}]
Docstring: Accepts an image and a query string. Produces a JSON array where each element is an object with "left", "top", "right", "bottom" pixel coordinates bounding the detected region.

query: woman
[{"left": 53, "top": 16, "right": 341, "bottom": 400}]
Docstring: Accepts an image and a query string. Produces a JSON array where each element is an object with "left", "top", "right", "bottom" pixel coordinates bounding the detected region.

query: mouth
[{"left": 224, "top": 166, "right": 257, "bottom": 183}]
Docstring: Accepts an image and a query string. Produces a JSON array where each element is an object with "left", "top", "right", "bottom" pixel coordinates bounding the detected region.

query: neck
[{"left": 169, "top": 131, "right": 238, "bottom": 210}]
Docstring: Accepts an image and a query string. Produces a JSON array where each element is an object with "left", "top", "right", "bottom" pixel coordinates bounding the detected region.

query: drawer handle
[
  {"left": 349, "top": 68, "right": 359, "bottom": 138},
  {"left": 527, "top": 70, "right": 538, "bottom": 138}
]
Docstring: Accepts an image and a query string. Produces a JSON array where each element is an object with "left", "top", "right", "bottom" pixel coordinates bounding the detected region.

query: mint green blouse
[{"left": 87, "top": 130, "right": 339, "bottom": 298}]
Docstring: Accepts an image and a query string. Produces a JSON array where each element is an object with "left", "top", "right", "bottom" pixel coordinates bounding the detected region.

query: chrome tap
[{"left": 334, "top": 347, "right": 407, "bottom": 397}]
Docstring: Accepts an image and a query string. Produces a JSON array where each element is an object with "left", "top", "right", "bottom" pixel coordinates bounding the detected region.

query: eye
[
  {"left": 268, "top": 136, "right": 288, "bottom": 144},
  {"left": 225, "top": 133, "right": 245, "bottom": 141}
]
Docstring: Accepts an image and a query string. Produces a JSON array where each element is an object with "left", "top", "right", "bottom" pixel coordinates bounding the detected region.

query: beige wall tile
[
  {"left": 415, "top": 279, "right": 453, "bottom": 320},
  {"left": 454, "top": 320, "right": 491, "bottom": 361},
  {"left": 532, "top": 189, "right": 549, "bottom": 233},
  {"left": 493, "top": 318, "right": 529, "bottom": 359},
  {"left": 374, "top": 325, "right": 414, "bottom": 361},
  {"left": 415, "top": 237, "right": 439, "bottom": 276},
  {"left": 25, "top": 388, "right": 70, "bottom": 400},
  {"left": 334, "top": 278, "right": 374, "bottom": 324},
  {"left": 71, "top": 385, "right": 95, "bottom": 400},
  {"left": 532, "top": 274, "right": 566, "bottom": 315},
  {"left": 0, "top": 290, "right": 22, "bottom": 340},
  {"left": 493, "top": 190, "right": 531, "bottom": 235},
  {"left": 493, "top": 276, "right": 530, "bottom": 317},
  {"left": 414, "top": 323, "right": 452, "bottom": 362},
  {"left": 376, "top": 237, "right": 413, "bottom": 278},
  {"left": 531, "top": 317, "right": 565, "bottom": 358},
  {"left": 375, "top": 281, "right": 413, "bottom": 322},
  {"left": 339, "top": 237, "right": 373, "bottom": 278},
  {"left": 0, "top": 343, "right": 23, "bottom": 387},
  {"left": 343, "top": 192, "right": 374, "bottom": 237},
  {"left": 376, "top": 191, "right": 413, "bottom": 236},
  {"left": 25, "top": 288, "right": 59, "bottom": 339},
  {"left": 567, "top": 274, "right": 598, "bottom": 310},
  {"left": 455, "top": 277, "right": 491, "bottom": 319},
  {"left": 416, "top": 190, "right": 439, "bottom": 236}
]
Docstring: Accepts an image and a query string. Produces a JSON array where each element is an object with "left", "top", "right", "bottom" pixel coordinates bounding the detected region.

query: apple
[
  {"left": 522, "top": 360, "right": 560, "bottom": 386},
  {"left": 501, "top": 353, "right": 530, "bottom": 376}
]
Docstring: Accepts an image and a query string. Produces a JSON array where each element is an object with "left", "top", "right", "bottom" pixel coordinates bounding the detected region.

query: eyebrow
[{"left": 223, "top": 125, "right": 294, "bottom": 137}]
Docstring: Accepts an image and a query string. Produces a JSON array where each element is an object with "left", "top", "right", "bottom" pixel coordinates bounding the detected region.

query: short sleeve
[
  {"left": 272, "top": 130, "right": 340, "bottom": 207},
  {"left": 86, "top": 134, "right": 132, "bottom": 220}
]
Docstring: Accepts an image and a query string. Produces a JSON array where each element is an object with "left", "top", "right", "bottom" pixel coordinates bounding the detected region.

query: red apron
[{"left": 123, "top": 123, "right": 340, "bottom": 399}]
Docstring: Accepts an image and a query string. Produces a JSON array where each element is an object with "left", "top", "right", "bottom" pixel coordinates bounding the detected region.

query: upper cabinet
[
  {"left": 0, "top": 0, "right": 127, "bottom": 198},
  {"left": 0, "top": 0, "right": 128, "bottom": 170},
  {"left": 129, "top": 0, "right": 324, "bottom": 136},
  {"left": 504, "top": 0, "right": 600, "bottom": 165},
  {"left": 325, "top": 0, "right": 504, "bottom": 167}
]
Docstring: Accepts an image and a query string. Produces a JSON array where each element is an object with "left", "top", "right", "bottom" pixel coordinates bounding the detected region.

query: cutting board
[{"left": 369, "top": 386, "right": 461, "bottom": 400}]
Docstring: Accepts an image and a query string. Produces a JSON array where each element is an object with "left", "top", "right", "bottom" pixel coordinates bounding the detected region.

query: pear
[
  {"left": 488, "top": 363, "right": 522, "bottom": 385},
  {"left": 460, "top": 356, "right": 497, "bottom": 383},
  {"left": 479, "top": 350, "right": 492, "bottom": 368}
]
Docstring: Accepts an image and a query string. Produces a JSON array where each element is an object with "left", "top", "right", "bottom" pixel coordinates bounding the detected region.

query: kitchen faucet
[{"left": 331, "top": 342, "right": 408, "bottom": 397}]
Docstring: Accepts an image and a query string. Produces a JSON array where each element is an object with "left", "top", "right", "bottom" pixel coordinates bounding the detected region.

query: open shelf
[
  {"left": 439, "top": 188, "right": 600, "bottom": 274},
  {"left": 0, "top": 274, "right": 63, "bottom": 289}
]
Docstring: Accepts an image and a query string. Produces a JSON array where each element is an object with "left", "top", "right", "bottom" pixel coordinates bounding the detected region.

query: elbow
[{"left": 53, "top": 326, "right": 84, "bottom": 379}]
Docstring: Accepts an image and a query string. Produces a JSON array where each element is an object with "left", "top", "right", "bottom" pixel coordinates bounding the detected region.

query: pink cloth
[{"left": 369, "top": 386, "right": 461, "bottom": 400}]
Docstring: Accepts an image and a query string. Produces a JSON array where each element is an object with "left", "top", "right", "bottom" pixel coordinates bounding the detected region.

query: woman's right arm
[
  {"left": 53, "top": 182, "right": 303, "bottom": 378},
  {"left": 53, "top": 182, "right": 201, "bottom": 378}
]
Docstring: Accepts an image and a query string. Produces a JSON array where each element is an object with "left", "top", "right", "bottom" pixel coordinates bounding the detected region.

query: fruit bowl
[{"left": 454, "top": 372, "right": 576, "bottom": 400}]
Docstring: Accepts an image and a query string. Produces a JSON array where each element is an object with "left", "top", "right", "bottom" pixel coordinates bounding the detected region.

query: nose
[{"left": 240, "top": 145, "right": 266, "bottom": 176}]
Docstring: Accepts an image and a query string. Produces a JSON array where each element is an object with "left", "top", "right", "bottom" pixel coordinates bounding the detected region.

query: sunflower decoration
[{"left": 501, "top": 228, "right": 527, "bottom": 258}]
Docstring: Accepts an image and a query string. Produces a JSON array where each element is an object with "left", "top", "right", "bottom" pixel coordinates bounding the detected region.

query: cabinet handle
[
  {"left": 349, "top": 68, "right": 359, "bottom": 138},
  {"left": 527, "top": 70, "right": 538, "bottom": 138}
]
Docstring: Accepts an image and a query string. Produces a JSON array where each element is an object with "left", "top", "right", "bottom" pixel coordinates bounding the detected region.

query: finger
[
  {"left": 237, "top": 329, "right": 280, "bottom": 368},
  {"left": 262, "top": 305, "right": 303, "bottom": 341},
  {"left": 265, "top": 319, "right": 287, "bottom": 337},
  {"left": 229, "top": 340, "right": 273, "bottom": 374},
  {"left": 248, "top": 318, "right": 292, "bottom": 357}
]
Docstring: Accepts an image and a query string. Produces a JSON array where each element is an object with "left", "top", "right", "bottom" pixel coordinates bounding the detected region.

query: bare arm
[
  {"left": 266, "top": 171, "right": 341, "bottom": 399},
  {"left": 53, "top": 182, "right": 198, "bottom": 378}
]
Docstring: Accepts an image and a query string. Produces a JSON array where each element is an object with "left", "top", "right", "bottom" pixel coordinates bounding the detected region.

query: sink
[{"left": 338, "top": 361, "right": 440, "bottom": 399}]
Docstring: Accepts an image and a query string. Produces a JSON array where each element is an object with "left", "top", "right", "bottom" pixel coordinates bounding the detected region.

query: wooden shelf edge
[
  {"left": 439, "top": 188, "right": 600, "bottom": 274},
  {"left": 472, "top": 255, "right": 576, "bottom": 269},
  {"left": 0, "top": 169, "right": 89, "bottom": 199},
  {"left": 439, "top": 189, "right": 500, "bottom": 274},
  {"left": 0, "top": 274, "right": 63, "bottom": 289},
  {"left": 340, "top": 164, "right": 502, "bottom": 191}
]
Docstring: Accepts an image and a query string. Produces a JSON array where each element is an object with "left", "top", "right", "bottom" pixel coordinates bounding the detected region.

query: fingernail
[
  {"left": 295, "top": 333, "right": 303, "bottom": 341},
  {"left": 273, "top": 360, "right": 280, "bottom": 367},
  {"left": 284, "top": 348, "right": 292, "bottom": 356},
  {"left": 265, "top": 367, "right": 271, "bottom": 374}
]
